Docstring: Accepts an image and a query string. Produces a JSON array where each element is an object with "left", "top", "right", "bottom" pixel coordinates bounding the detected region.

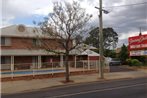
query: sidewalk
[{"left": 1, "top": 70, "right": 147, "bottom": 94}]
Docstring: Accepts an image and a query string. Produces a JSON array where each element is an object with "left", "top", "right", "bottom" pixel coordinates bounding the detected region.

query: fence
[{"left": 1, "top": 60, "right": 109, "bottom": 78}]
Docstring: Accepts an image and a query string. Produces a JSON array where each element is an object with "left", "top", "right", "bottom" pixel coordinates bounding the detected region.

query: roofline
[
  {"left": 0, "top": 24, "right": 74, "bottom": 40},
  {"left": 0, "top": 35, "right": 60, "bottom": 39},
  {"left": 0, "top": 24, "right": 38, "bottom": 29}
]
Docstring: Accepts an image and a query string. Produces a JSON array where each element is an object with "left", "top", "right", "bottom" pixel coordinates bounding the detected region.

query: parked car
[{"left": 109, "top": 58, "right": 121, "bottom": 66}]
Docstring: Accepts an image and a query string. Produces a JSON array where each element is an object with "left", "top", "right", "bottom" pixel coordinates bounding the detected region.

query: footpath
[{"left": 1, "top": 70, "right": 147, "bottom": 94}]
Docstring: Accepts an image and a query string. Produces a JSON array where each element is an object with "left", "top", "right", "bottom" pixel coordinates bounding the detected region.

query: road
[
  {"left": 2, "top": 77, "right": 147, "bottom": 98},
  {"left": 110, "top": 65, "right": 135, "bottom": 72}
]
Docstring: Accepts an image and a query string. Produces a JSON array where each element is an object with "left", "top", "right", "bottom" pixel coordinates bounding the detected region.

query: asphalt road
[{"left": 2, "top": 77, "right": 147, "bottom": 98}]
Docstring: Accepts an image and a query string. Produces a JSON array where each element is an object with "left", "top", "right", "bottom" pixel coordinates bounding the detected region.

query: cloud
[
  {"left": 34, "top": 6, "right": 52, "bottom": 16},
  {"left": 1, "top": 0, "right": 147, "bottom": 48},
  {"left": 86, "top": 0, "right": 147, "bottom": 47},
  {"left": 1, "top": 0, "right": 52, "bottom": 26},
  {"left": 103, "top": 0, "right": 147, "bottom": 47}
]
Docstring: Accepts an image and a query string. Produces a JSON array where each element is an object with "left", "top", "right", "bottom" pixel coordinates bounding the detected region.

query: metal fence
[{"left": 1, "top": 60, "right": 109, "bottom": 78}]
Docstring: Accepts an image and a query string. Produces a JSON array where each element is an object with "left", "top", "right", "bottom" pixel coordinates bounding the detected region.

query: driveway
[{"left": 110, "top": 65, "right": 136, "bottom": 72}]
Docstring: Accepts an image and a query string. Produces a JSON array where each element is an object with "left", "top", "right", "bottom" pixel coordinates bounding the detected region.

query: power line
[
  {"left": 102, "top": 2, "right": 147, "bottom": 31},
  {"left": 103, "top": 2, "right": 147, "bottom": 8}
]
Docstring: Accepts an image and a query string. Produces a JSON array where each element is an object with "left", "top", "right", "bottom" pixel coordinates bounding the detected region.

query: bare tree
[{"left": 37, "top": 1, "right": 92, "bottom": 82}]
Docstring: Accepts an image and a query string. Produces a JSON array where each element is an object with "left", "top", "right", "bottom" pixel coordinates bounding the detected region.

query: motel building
[
  {"left": 1, "top": 24, "right": 103, "bottom": 73},
  {"left": 128, "top": 34, "right": 147, "bottom": 61}
]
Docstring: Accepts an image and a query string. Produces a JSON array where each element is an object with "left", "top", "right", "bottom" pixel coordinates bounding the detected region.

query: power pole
[
  {"left": 139, "top": 27, "right": 142, "bottom": 36},
  {"left": 95, "top": 0, "right": 109, "bottom": 79},
  {"left": 99, "top": 0, "right": 104, "bottom": 79}
]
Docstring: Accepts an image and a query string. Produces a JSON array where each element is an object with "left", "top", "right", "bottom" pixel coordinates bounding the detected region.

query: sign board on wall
[
  {"left": 128, "top": 34, "right": 147, "bottom": 56},
  {"left": 130, "top": 50, "right": 147, "bottom": 56}
]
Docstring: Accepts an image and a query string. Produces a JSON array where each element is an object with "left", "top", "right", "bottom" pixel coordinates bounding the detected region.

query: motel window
[
  {"left": 0, "top": 37, "right": 11, "bottom": 46},
  {"left": 32, "top": 39, "right": 41, "bottom": 47},
  {"left": 1, "top": 56, "right": 11, "bottom": 64},
  {"left": 1, "top": 56, "right": 11, "bottom": 70}
]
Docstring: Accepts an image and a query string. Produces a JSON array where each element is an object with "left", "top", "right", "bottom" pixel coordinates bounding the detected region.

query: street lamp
[
  {"left": 95, "top": 7, "right": 109, "bottom": 14},
  {"left": 95, "top": 0, "right": 109, "bottom": 79}
]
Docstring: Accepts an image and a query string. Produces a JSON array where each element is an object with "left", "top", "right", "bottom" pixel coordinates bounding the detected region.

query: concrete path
[{"left": 1, "top": 70, "right": 147, "bottom": 94}]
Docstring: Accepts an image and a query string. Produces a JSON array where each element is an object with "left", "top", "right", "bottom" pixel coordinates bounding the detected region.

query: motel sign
[{"left": 128, "top": 34, "right": 147, "bottom": 56}]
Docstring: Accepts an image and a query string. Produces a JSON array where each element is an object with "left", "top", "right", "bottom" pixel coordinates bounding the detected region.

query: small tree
[
  {"left": 119, "top": 44, "right": 129, "bottom": 64},
  {"left": 36, "top": 1, "right": 92, "bottom": 82}
]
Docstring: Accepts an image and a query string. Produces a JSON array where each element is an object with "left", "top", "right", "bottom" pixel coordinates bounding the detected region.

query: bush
[
  {"left": 131, "top": 59, "right": 143, "bottom": 66},
  {"left": 126, "top": 58, "right": 132, "bottom": 66},
  {"left": 126, "top": 59, "right": 143, "bottom": 66}
]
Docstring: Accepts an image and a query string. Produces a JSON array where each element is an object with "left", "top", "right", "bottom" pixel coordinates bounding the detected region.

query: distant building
[
  {"left": 116, "top": 48, "right": 121, "bottom": 54},
  {"left": 115, "top": 48, "right": 121, "bottom": 57}
]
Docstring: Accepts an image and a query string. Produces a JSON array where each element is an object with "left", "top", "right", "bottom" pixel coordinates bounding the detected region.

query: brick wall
[
  {"left": 1, "top": 37, "right": 67, "bottom": 50},
  {"left": 14, "top": 56, "right": 33, "bottom": 64},
  {"left": 89, "top": 56, "right": 99, "bottom": 60}
]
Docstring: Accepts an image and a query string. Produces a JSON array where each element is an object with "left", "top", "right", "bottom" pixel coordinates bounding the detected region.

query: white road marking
[{"left": 47, "top": 83, "right": 147, "bottom": 98}]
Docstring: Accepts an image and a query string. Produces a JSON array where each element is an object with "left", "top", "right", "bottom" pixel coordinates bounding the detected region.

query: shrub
[
  {"left": 126, "top": 58, "right": 132, "bottom": 66},
  {"left": 126, "top": 59, "right": 143, "bottom": 66},
  {"left": 131, "top": 59, "right": 143, "bottom": 66}
]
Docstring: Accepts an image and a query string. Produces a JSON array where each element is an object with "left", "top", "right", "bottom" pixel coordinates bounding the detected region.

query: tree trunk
[{"left": 65, "top": 53, "right": 70, "bottom": 82}]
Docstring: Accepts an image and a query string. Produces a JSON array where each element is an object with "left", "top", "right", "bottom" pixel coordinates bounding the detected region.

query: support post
[
  {"left": 11, "top": 56, "right": 14, "bottom": 71},
  {"left": 11, "top": 56, "right": 14, "bottom": 78},
  {"left": 60, "top": 54, "right": 63, "bottom": 67},
  {"left": 74, "top": 55, "right": 77, "bottom": 68},
  {"left": 38, "top": 56, "right": 41, "bottom": 68},
  {"left": 83, "top": 61, "right": 84, "bottom": 73},
  {"left": 88, "top": 56, "right": 90, "bottom": 70},
  {"left": 99, "top": 0, "right": 104, "bottom": 79},
  {"left": 40, "top": 56, "right": 42, "bottom": 68},
  {"left": 96, "top": 60, "right": 98, "bottom": 71}
]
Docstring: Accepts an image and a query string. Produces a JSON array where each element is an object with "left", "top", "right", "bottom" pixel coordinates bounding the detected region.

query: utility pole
[
  {"left": 99, "top": 0, "right": 104, "bottom": 79},
  {"left": 139, "top": 27, "right": 142, "bottom": 36},
  {"left": 95, "top": 0, "right": 109, "bottom": 79}
]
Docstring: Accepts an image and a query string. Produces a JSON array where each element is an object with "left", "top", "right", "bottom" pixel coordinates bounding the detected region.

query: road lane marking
[{"left": 47, "top": 83, "right": 147, "bottom": 98}]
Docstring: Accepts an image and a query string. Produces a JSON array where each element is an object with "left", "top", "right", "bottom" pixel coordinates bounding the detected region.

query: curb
[
  {"left": 2, "top": 72, "right": 147, "bottom": 95},
  {"left": 2, "top": 77, "right": 134, "bottom": 95}
]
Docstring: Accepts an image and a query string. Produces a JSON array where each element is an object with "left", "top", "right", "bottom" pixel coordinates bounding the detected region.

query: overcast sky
[{"left": 1, "top": 0, "right": 147, "bottom": 48}]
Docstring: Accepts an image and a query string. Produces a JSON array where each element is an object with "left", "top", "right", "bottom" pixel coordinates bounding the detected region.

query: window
[
  {"left": 32, "top": 39, "right": 41, "bottom": 47},
  {"left": 0, "top": 37, "right": 11, "bottom": 46},
  {"left": 1, "top": 56, "right": 11, "bottom": 64},
  {"left": 1, "top": 56, "right": 11, "bottom": 70}
]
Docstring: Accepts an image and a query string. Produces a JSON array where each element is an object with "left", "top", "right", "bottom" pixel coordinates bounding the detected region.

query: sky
[{"left": 1, "top": 0, "right": 147, "bottom": 48}]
